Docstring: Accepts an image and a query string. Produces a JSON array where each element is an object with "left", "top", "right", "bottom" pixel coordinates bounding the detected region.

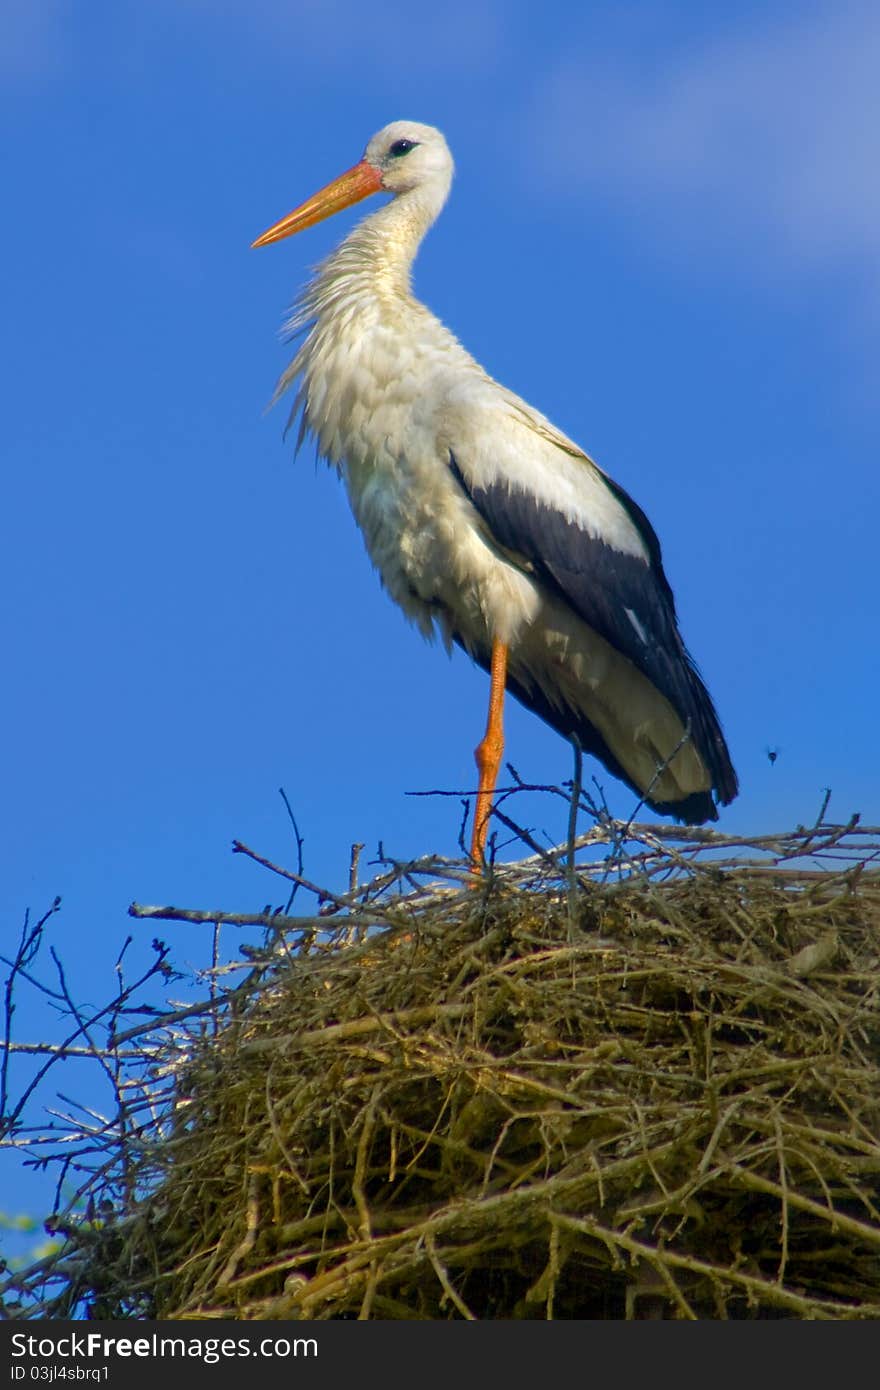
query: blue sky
[{"left": 2, "top": 1, "right": 879, "bottom": 1242}]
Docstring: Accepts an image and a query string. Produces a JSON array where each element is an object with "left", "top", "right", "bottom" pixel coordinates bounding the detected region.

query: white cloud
[
  {"left": 0, "top": 0, "right": 69, "bottom": 81},
  {"left": 1, "top": 0, "right": 507, "bottom": 90},
  {"left": 528, "top": 4, "right": 880, "bottom": 288},
  {"left": 176, "top": 0, "right": 506, "bottom": 75}
]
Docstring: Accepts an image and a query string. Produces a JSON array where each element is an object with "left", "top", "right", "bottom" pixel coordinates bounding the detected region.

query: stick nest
[{"left": 7, "top": 819, "right": 880, "bottom": 1319}]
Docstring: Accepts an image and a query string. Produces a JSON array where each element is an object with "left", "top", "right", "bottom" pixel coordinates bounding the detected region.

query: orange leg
[{"left": 470, "top": 638, "right": 508, "bottom": 868}]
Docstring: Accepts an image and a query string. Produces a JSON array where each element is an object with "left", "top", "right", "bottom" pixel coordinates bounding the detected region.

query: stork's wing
[{"left": 446, "top": 413, "right": 738, "bottom": 807}]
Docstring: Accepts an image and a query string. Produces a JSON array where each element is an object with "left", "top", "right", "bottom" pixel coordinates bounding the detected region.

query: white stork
[{"left": 252, "top": 120, "right": 738, "bottom": 864}]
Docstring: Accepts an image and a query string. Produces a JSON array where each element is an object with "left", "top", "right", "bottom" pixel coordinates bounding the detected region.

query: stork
[{"left": 252, "top": 120, "right": 738, "bottom": 865}]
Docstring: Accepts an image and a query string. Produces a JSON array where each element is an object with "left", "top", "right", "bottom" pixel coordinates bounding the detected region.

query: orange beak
[{"left": 251, "top": 159, "right": 384, "bottom": 248}]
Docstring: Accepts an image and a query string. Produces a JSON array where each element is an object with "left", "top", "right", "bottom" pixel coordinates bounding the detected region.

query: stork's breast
[{"left": 341, "top": 432, "right": 541, "bottom": 648}]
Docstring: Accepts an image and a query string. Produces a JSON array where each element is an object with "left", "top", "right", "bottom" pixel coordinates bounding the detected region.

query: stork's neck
[
  {"left": 321, "top": 175, "right": 452, "bottom": 303},
  {"left": 276, "top": 170, "right": 457, "bottom": 455}
]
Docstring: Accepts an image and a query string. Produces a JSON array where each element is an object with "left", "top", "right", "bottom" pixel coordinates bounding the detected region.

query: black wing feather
[
  {"left": 449, "top": 451, "right": 738, "bottom": 811},
  {"left": 464, "top": 647, "right": 722, "bottom": 823}
]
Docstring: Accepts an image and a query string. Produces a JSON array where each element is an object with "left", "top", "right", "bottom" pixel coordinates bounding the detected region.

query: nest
[{"left": 4, "top": 818, "right": 880, "bottom": 1320}]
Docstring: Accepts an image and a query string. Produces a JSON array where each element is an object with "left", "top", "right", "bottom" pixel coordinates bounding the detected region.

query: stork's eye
[{"left": 388, "top": 138, "right": 418, "bottom": 158}]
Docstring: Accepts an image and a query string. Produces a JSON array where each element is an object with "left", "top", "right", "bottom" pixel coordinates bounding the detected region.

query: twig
[
  {"left": 129, "top": 904, "right": 325, "bottom": 931},
  {"left": 278, "top": 787, "right": 306, "bottom": 914},
  {"left": 231, "top": 839, "right": 341, "bottom": 907},
  {"left": 1, "top": 900, "right": 61, "bottom": 1121},
  {"left": 349, "top": 842, "right": 365, "bottom": 896},
  {"left": 425, "top": 1232, "right": 476, "bottom": 1319}
]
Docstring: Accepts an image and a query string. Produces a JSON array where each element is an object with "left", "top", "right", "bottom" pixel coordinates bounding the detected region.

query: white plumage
[{"left": 253, "top": 120, "right": 738, "bottom": 862}]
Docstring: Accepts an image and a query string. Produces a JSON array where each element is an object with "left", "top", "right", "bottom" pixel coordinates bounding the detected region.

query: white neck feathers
[{"left": 272, "top": 174, "right": 455, "bottom": 443}]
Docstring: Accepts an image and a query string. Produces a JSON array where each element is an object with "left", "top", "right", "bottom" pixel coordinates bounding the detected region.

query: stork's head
[
  {"left": 364, "top": 121, "right": 453, "bottom": 195},
  {"left": 252, "top": 120, "right": 453, "bottom": 248}
]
